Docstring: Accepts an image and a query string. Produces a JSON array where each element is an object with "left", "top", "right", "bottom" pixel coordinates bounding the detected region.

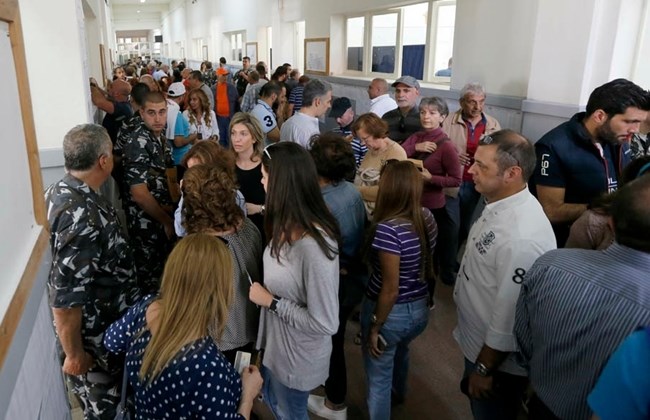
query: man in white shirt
[
  {"left": 250, "top": 81, "right": 284, "bottom": 145},
  {"left": 453, "top": 129, "right": 556, "bottom": 420},
  {"left": 280, "top": 79, "right": 332, "bottom": 149},
  {"left": 367, "top": 78, "right": 397, "bottom": 117}
]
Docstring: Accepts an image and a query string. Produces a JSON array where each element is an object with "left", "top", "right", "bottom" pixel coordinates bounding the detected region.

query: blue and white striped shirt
[{"left": 515, "top": 243, "right": 650, "bottom": 420}]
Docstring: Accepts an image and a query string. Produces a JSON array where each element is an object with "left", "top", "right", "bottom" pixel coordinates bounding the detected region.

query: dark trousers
[
  {"left": 216, "top": 115, "right": 231, "bottom": 148},
  {"left": 432, "top": 202, "right": 460, "bottom": 285},
  {"left": 463, "top": 359, "right": 528, "bottom": 420},
  {"left": 325, "top": 269, "right": 367, "bottom": 404},
  {"left": 459, "top": 180, "right": 482, "bottom": 245},
  {"left": 528, "top": 393, "right": 561, "bottom": 420}
]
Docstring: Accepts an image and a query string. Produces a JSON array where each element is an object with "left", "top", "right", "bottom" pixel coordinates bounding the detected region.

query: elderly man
[
  {"left": 280, "top": 79, "right": 332, "bottom": 148},
  {"left": 532, "top": 78, "right": 650, "bottom": 246},
  {"left": 329, "top": 96, "right": 367, "bottom": 168},
  {"left": 367, "top": 78, "right": 397, "bottom": 118},
  {"left": 121, "top": 91, "right": 176, "bottom": 293},
  {"left": 45, "top": 124, "right": 139, "bottom": 419},
  {"left": 515, "top": 175, "right": 650, "bottom": 419},
  {"left": 443, "top": 83, "right": 501, "bottom": 256},
  {"left": 382, "top": 75, "right": 422, "bottom": 144},
  {"left": 453, "top": 130, "right": 556, "bottom": 420},
  {"left": 90, "top": 78, "right": 132, "bottom": 145}
]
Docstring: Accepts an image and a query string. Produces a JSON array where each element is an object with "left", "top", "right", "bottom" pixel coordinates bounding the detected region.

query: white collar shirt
[{"left": 369, "top": 94, "right": 398, "bottom": 118}]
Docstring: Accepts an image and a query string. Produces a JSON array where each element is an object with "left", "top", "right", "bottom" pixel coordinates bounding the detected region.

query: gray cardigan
[{"left": 256, "top": 234, "right": 339, "bottom": 391}]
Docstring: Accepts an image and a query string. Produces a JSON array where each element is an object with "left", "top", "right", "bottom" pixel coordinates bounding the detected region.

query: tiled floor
[{"left": 71, "top": 284, "right": 470, "bottom": 419}]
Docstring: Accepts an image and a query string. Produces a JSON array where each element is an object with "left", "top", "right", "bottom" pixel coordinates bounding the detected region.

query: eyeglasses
[
  {"left": 263, "top": 144, "right": 273, "bottom": 160},
  {"left": 480, "top": 135, "right": 520, "bottom": 167}
]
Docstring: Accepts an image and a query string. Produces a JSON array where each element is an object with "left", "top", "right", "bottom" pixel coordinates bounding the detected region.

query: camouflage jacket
[
  {"left": 45, "top": 174, "right": 139, "bottom": 372},
  {"left": 121, "top": 123, "right": 173, "bottom": 231}
]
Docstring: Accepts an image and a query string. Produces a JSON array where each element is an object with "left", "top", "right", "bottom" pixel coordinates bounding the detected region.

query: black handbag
[{"left": 114, "top": 360, "right": 131, "bottom": 420}]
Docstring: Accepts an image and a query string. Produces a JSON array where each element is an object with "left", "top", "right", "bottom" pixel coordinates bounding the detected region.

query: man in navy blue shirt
[{"left": 532, "top": 78, "right": 650, "bottom": 246}]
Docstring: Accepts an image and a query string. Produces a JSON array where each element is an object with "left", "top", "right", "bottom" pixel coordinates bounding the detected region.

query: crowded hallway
[{"left": 2, "top": 1, "right": 650, "bottom": 420}]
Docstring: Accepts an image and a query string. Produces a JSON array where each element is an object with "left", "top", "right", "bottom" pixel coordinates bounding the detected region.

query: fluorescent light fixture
[{"left": 140, "top": 0, "right": 146, "bottom": 2}]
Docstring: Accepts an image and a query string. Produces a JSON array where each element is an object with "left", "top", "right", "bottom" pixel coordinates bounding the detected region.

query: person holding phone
[
  {"left": 249, "top": 142, "right": 340, "bottom": 420},
  {"left": 361, "top": 160, "right": 438, "bottom": 420},
  {"left": 183, "top": 88, "right": 219, "bottom": 142},
  {"left": 402, "top": 97, "right": 462, "bottom": 286}
]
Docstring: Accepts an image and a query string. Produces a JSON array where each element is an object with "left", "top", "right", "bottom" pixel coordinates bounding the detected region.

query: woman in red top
[{"left": 402, "top": 97, "right": 461, "bottom": 285}]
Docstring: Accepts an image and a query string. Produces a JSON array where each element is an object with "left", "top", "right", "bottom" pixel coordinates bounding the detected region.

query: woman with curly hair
[
  {"left": 182, "top": 164, "right": 263, "bottom": 363},
  {"left": 182, "top": 88, "right": 219, "bottom": 142}
]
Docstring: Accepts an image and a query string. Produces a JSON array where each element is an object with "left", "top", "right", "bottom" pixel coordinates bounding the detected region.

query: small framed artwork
[
  {"left": 304, "top": 37, "right": 329, "bottom": 75},
  {"left": 246, "top": 42, "right": 258, "bottom": 64}
]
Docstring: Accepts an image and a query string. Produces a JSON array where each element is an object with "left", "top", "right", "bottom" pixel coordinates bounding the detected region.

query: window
[
  {"left": 346, "top": 17, "right": 364, "bottom": 71},
  {"left": 371, "top": 13, "right": 397, "bottom": 74},
  {"left": 344, "top": 1, "right": 456, "bottom": 82},
  {"left": 226, "top": 31, "right": 245, "bottom": 63}
]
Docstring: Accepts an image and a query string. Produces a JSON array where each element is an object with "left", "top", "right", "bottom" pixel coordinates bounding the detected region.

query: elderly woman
[
  {"left": 182, "top": 164, "right": 263, "bottom": 363},
  {"left": 401, "top": 97, "right": 461, "bottom": 285},
  {"left": 353, "top": 113, "right": 407, "bottom": 216}
]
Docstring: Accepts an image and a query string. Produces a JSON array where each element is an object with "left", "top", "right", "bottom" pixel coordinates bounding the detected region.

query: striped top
[
  {"left": 514, "top": 243, "right": 650, "bottom": 420},
  {"left": 331, "top": 125, "right": 368, "bottom": 167},
  {"left": 366, "top": 209, "right": 437, "bottom": 303}
]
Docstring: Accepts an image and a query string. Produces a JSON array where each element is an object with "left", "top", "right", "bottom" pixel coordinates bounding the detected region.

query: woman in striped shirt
[{"left": 361, "top": 160, "right": 438, "bottom": 420}]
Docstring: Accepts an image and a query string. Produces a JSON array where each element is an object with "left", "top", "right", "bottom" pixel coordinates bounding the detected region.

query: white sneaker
[{"left": 307, "top": 395, "right": 348, "bottom": 420}]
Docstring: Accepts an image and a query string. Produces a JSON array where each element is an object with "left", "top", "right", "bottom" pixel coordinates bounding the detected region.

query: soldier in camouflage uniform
[
  {"left": 45, "top": 124, "right": 139, "bottom": 419},
  {"left": 121, "top": 91, "right": 176, "bottom": 294}
]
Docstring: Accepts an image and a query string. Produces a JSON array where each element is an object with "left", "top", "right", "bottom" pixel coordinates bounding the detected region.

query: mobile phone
[
  {"left": 377, "top": 334, "right": 387, "bottom": 351},
  {"left": 197, "top": 132, "right": 203, "bottom": 140}
]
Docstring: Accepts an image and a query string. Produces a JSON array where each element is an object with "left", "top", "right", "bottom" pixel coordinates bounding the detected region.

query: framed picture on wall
[
  {"left": 304, "top": 37, "right": 329, "bottom": 76},
  {"left": 246, "top": 42, "right": 257, "bottom": 64}
]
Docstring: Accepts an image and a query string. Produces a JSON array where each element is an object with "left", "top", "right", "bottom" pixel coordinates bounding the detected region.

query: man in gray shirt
[{"left": 188, "top": 70, "right": 215, "bottom": 111}]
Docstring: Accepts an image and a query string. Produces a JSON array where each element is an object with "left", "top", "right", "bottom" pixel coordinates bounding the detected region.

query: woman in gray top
[
  {"left": 182, "top": 163, "right": 263, "bottom": 364},
  {"left": 249, "top": 142, "right": 340, "bottom": 420}
]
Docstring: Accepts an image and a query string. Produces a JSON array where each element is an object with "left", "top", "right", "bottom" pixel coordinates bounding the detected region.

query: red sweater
[{"left": 402, "top": 128, "right": 462, "bottom": 209}]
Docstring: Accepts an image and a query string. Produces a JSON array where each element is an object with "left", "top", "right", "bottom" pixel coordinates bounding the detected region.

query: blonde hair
[
  {"left": 139, "top": 234, "right": 233, "bottom": 384},
  {"left": 229, "top": 112, "right": 265, "bottom": 161},
  {"left": 187, "top": 88, "right": 214, "bottom": 128}
]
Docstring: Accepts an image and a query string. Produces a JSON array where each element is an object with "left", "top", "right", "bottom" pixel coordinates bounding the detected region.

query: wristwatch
[
  {"left": 260, "top": 205, "right": 265, "bottom": 215},
  {"left": 269, "top": 296, "right": 281, "bottom": 313},
  {"left": 474, "top": 361, "right": 492, "bottom": 377},
  {"left": 370, "top": 314, "right": 383, "bottom": 326}
]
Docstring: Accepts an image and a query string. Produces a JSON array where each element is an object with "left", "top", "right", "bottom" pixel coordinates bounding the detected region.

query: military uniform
[
  {"left": 121, "top": 123, "right": 174, "bottom": 293},
  {"left": 45, "top": 174, "right": 139, "bottom": 420}
]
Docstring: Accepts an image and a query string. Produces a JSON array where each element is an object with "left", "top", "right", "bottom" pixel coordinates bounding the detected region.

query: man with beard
[{"left": 532, "top": 79, "right": 650, "bottom": 246}]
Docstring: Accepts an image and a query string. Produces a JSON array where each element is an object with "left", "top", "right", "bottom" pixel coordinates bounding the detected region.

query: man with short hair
[
  {"left": 153, "top": 64, "right": 170, "bottom": 81},
  {"left": 382, "top": 75, "right": 422, "bottom": 143},
  {"left": 515, "top": 175, "right": 650, "bottom": 419},
  {"left": 90, "top": 78, "right": 132, "bottom": 145},
  {"left": 329, "top": 96, "right": 367, "bottom": 168},
  {"left": 532, "top": 78, "right": 650, "bottom": 246},
  {"left": 166, "top": 82, "right": 193, "bottom": 167},
  {"left": 288, "top": 75, "right": 310, "bottom": 116},
  {"left": 443, "top": 82, "right": 501, "bottom": 262},
  {"left": 280, "top": 79, "right": 332, "bottom": 149},
  {"left": 188, "top": 70, "right": 215, "bottom": 111},
  {"left": 121, "top": 91, "right": 176, "bottom": 293},
  {"left": 214, "top": 67, "right": 240, "bottom": 146},
  {"left": 454, "top": 130, "right": 556, "bottom": 420},
  {"left": 241, "top": 68, "right": 269, "bottom": 113},
  {"left": 219, "top": 56, "right": 233, "bottom": 84},
  {"left": 367, "top": 78, "right": 397, "bottom": 118},
  {"left": 250, "top": 81, "right": 284, "bottom": 145},
  {"left": 45, "top": 124, "right": 139, "bottom": 419},
  {"left": 234, "top": 56, "right": 253, "bottom": 97}
]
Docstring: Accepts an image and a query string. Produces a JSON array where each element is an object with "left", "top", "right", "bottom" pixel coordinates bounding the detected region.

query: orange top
[{"left": 216, "top": 83, "right": 230, "bottom": 117}]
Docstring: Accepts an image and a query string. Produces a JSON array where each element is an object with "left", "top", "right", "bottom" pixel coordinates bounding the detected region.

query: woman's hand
[
  {"left": 420, "top": 167, "right": 433, "bottom": 181},
  {"left": 249, "top": 282, "right": 274, "bottom": 308},
  {"left": 241, "top": 365, "right": 263, "bottom": 400},
  {"left": 245, "top": 202, "right": 264, "bottom": 215},
  {"left": 459, "top": 152, "right": 472, "bottom": 166},
  {"left": 366, "top": 327, "right": 384, "bottom": 358},
  {"left": 415, "top": 141, "right": 437, "bottom": 153}
]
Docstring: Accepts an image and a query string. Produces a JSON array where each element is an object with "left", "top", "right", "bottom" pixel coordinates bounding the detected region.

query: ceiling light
[
  {"left": 140, "top": 0, "right": 146, "bottom": 2},
  {"left": 137, "top": 10, "right": 141, "bottom": 13}
]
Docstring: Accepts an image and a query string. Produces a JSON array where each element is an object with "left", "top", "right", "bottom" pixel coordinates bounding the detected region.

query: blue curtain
[{"left": 401, "top": 45, "right": 425, "bottom": 80}]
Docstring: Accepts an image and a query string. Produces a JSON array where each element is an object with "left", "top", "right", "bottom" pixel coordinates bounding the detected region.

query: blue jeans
[
  {"left": 261, "top": 366, "right": 309, "bottom": 420},
  {"left": 462, "top": 359, "right": 528, "bottom": 420},
  {"left": 361, "top": 297, "right": 429, "bottom": 420},
  {"left": 216, "top": 115, "right": 231, "bottom": 148}
]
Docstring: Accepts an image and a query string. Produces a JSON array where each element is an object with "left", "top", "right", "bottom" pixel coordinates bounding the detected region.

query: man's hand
[
  {"left": 62, "top": 351, "right": 95, "bottom": 376},
  {"left": 468, "top": 371, "right": 494, "bottom": 399},
  {"left": 163, "top": 221, "right": 175, "bottom": 240}
]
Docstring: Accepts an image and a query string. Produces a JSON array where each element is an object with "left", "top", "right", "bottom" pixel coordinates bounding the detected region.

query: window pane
[
  {"left": 401, "top": 3, "right": 428, "bottom": 79},
  {"left": 347, "top": 17, "right": 364, "bottom": 71},
  {"left": 371, "top": 13, "right": 397, "bottom": 73},
  {"left": 434, "top": 4, "right": 456, "bottom": 77}
]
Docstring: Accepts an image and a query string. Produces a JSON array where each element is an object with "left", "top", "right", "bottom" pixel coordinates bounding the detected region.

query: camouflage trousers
[
  {"left": 66, "top": 367, "right": 120, "bottom": 420},
  {"left": 129, "top": 223, "right": 173, "bottom": 295}
]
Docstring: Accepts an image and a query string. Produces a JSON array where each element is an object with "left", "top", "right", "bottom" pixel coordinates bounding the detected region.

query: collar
[
  {"left": 602, "top": 242, "right": 650, "bottom": 271},
  {"left": 460, "top": 112, "right": 487, "bottom": 127},
  {"left": 62, "top": 173, "right": 111, "bottom": 213},
  {"left": 483, "top": 186, "right": 530, "bottom": 214},
  {"left": 370, "top": 94, "right": 391, "bottom": 105},
  {"left": 257, "top": 99, "right": 273, "bottom": 111}
]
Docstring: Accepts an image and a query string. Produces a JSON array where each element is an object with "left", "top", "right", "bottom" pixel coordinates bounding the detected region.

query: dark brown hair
[
  {"left": 352, "top": 113, "right": 389, "bottom": 139},
  {"left": 181, "top": 141, "right": 237, "bottom": 184}
]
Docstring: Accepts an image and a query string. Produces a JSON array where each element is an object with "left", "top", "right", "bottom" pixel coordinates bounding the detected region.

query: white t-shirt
[
  {"left": 250, "top": 100, "right": 277, "bottom": 141},
  {"left": 280, "top": 111, "right": 320, "bottom": 149},
  {"left": 165, "top": 99, "right": 180, "bottom": 140},
  {"left": 182, "top": 109, "right": 220, "bottom": 140},
  {"left": 369, "top": 94, "right": 398, "bottom": 118},
  {"left": 453, "top": 187, "right": 556, "bottom": 376}
]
